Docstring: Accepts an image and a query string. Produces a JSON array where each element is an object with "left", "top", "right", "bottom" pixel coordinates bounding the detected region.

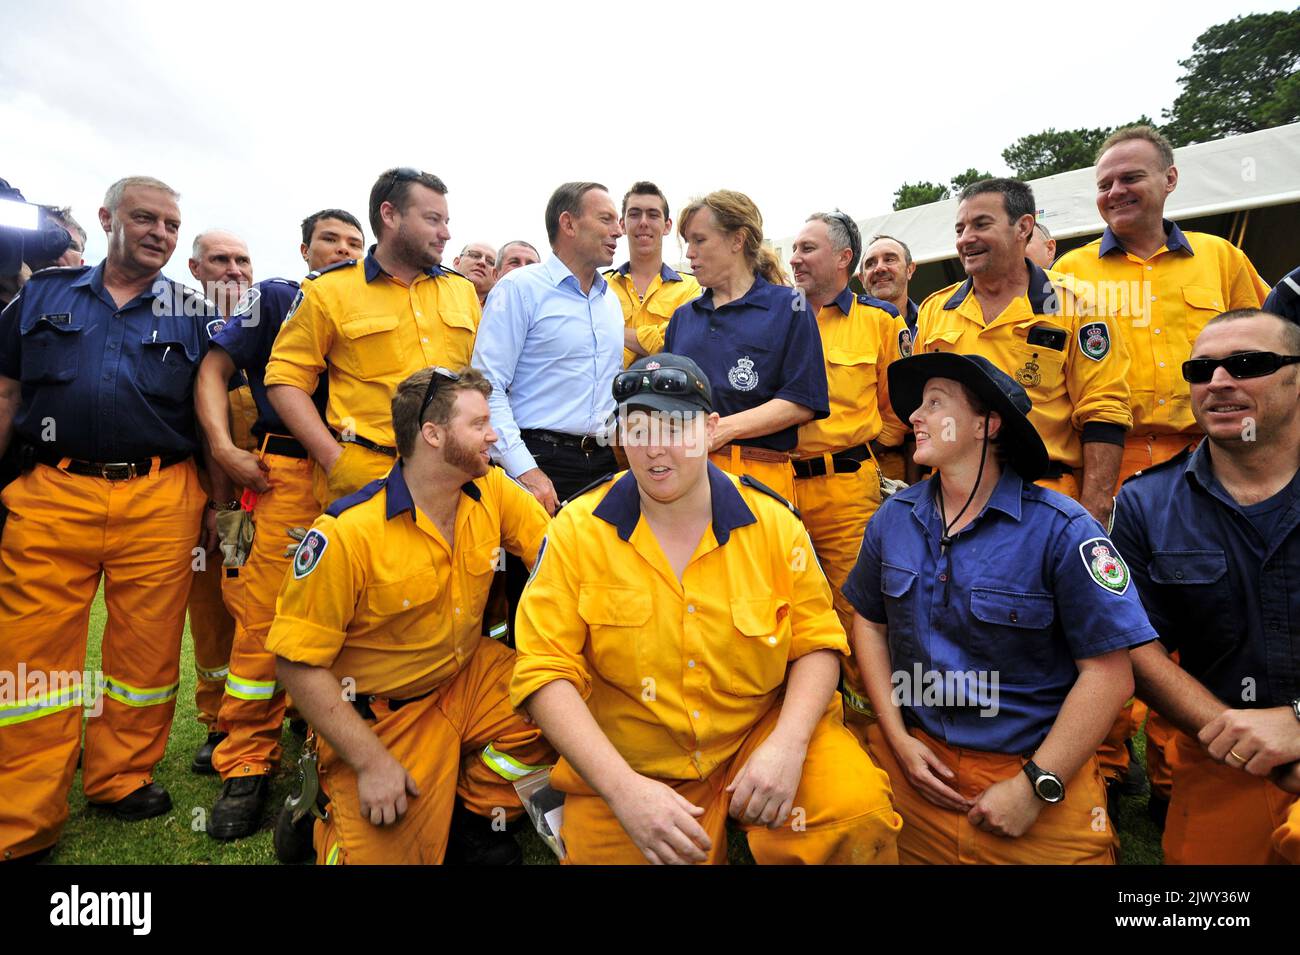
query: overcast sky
[{"left": 2, "top": 0, "right": 1289, "bottom": 283}]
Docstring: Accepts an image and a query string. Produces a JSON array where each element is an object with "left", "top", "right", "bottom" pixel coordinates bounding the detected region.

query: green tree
[
  {"left": 892, "top": 181, "right": 950, "bottom": 210},
  {"left": 949, "top": 168, "right": 994, "bottom": 193},
  {"left": 1002, "top": 117, "right": 1156, "bottom": 180},
  {"left": 1162, "top": 10, "right": 1300, "bottom": 146}
]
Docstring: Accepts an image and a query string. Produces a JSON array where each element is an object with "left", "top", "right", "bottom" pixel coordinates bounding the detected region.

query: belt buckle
[
  {"left": 579, "top": 434, "right": 600, "bottom": 453},
  {"left": 101, "top": 461, "right": 136, "bottom": 481}
]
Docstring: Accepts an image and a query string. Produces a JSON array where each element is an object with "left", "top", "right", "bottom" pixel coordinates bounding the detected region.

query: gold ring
[{"left": 1228, "top": 749, "right": 1246, "bottom": 763}]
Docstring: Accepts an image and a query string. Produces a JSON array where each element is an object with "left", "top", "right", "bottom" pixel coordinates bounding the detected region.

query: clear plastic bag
[{"left": 512, "top": 768, "right": 566, "bottom": 861}]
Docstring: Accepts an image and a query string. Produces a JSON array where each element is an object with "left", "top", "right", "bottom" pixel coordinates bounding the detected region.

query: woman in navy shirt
[{"left": 662, "top": 190, "right": 828, "bottom": 501}]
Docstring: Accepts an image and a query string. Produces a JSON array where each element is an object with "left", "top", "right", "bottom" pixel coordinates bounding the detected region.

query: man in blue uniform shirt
[
  {"left": 1111, "top": 307, "right": 1300, "bottom": 864},
  {"left": 0, "top": 175, "right": 217, "bottom": 861}
]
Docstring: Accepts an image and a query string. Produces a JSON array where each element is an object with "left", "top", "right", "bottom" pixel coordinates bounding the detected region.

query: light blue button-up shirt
[{"left": 472, "top": 254, "right": 624, "bottom": 477}]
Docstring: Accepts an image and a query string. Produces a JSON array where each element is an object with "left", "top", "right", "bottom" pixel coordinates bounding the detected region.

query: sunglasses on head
[
  {"left": 377, "top": 167, "right": 424, "bottom": 208},
  {"left": 419, "top": 367, "right": 461, "bottom": 419},
  {"left": 1181, "top": 351, "right": 1300, "bottom": 384},
  {"left": 613, "top": 367, "right": 698, "bottom": 401}
]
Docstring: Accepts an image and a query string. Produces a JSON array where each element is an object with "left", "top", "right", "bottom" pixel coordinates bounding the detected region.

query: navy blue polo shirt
[
  {"left": 1111, "top": 442, "right": 1300, "bottom": 708},
  {"left": 663, "top": 272, "right": 829, "bottom": 452},
  {"left": 843, "top": 468, "right": 1156, "bottom": 755},
  {"left": 0, "top": 261, "right": 215, "bottom": 461},
  {"left": 211, "top": 277, "right": 327, "bottom": 439}
]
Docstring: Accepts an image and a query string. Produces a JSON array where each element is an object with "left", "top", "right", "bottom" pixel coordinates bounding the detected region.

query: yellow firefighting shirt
[
  {"left": 267, "top": 462, "right": 548, "bottom": 699},
  {"left": 604, "top": 261, "right": 702, "bottom": 365},
  {"left": 913, "top": 260, "right": 1132, "bottom": 469},
  {"left": 510, "top": 464, "right": 848, "bottom": 781},
  {"left": 1053, "top": 221, "right": 1268, "bottom": 437},
  {"left": 263, "top": 250, "right": 480, "bottom": 449},
  {"left": 796, "top": 287, "right": 910, "bottom": 457}
]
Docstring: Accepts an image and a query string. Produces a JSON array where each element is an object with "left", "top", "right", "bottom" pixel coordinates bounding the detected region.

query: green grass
[{"left": 45, "top": 590, "right": 1160, "bottom": 864}]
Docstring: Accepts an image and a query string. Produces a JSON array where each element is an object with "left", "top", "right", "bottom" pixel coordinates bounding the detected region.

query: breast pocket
[
  {"left": 137, "top": 338, "right": 197, "bottom": 403},
  {"left": 1181, "top": 286, "right": 1226, "bottom": 338},
  {"left": 727, "top": 596, "right": 792, "bottom": 696},
  {"left": 968, "top": 588, "right": 1057, "bottom": 682},
  {"left": 440, "top": 308, "right": 477, "bottom": 365},
  {"left": 578, "top": 585, "right": 651, "bottom": 687},
  {"left": 339, "top": 313, "right": 405, "bottom": 379},
  {"left": 1010, "top": 328, "right": 1067, "bottom": 400},
  {"left": 359, "top": 569, "right": 443, "bottom": 647},
  {"left": 1147, "top": 550, "right": 1235, "bottom": 655},
  {"left": 880, "top": 562, "right": 919, "bottom": 648},
  {"left": 20, "top": 319, "right": 83, "bottom": 384}
]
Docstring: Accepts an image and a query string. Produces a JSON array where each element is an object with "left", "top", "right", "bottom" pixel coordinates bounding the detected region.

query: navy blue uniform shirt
[
  {"left": 664, "top": 272, "right": 829, "bottom": 452},
  {"left": 0, "top": 261, "right": 214, "bottom": 461},
  {"left": 843, "top": 468, "right": 1156, "bottom": 755},
  {"left": 1111, "top": 442, "right": 1300, "bottom": 708},
  {"left": 212, "top": 277, "right": 327, "bottom": 439},
  {"left": 1264, "top": 265, "right": 1300, "bottom": 325}
]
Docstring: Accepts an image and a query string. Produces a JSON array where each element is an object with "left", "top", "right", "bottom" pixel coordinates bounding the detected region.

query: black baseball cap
[
  {"left": 888, "top": 352, "right": 1049, "bottom": 481},
  {"left": 613, "top": 353, "right": 713, "bottom": 417}
]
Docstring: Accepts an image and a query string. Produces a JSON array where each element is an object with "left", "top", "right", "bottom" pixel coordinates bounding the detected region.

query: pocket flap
[
  {"left": 881, "top": 563, "right": 918, "bottom": 598},
  {"left": 367, "top": 569, "right": 442, "bottom": 615},
  {"left": 341, "top": 313, "right": 400, "bottom": 340},
  {"left": 729, "top": 596, "right": 786, "bottom": 637},
  {"left": 1181, "top": 286, "right": 1224, "bottom": 312},
  {"left": 1149, "top": 550, "right": 1227, "bottom": 585},
  {"left": 969, "top": 588, "right": 1055, "bottom": 628},
  {"left": 826, "top": 346, "right": 878, "bottom": 367},
  {"left": 578, "top": 586, "right": 652, "bottom": 626}
]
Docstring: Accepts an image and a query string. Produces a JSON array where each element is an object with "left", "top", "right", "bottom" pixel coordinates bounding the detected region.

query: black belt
[
  {"left": 260, "top": 433, "right": 309, "bottom": 460},
  {"left": 331, "top": 429, "right": 396, "bottom": 458},
  {"left": 351, "top": 688, "right": 435, "bottom": 721},
  {"left": 521, "top": 429, "right": 607, "bottom": 454},
  {"left": 36, "top": 450, "right": 190, "bottom": 482},
  {"left": 792, "top": 444, "right": 871, "bottom": 479}
]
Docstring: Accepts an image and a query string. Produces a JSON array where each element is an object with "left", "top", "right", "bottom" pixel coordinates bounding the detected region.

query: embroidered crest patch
[
  {"left": 728, "top": 356, "right": 758, "bottom": 392},
  {"left": 232, "top": 285, "right": 261, "bottom": 319},
  {"left": 1014, "top": 354, "right": 1042, "bottom": 388},
  {"left": 205, "top": 318, "right": 226, "bottom": 339},
  {"left": 285, "top": 289, "right": 304, "bottom": 322},
  {"left": 292, "top": 529, "right": 328, "bottom": 579},
  {"left": 1079, "top": 537, "right": 1129, "bottom": 595},
  {"left": 1079, "top": 322, "right": 1111, "bottom": 361},
  {"left": 898, "top": 328, "right": 913, "bottom": 358}
]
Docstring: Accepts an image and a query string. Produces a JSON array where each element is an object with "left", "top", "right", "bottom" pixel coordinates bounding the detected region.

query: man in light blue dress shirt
[{"left": 472, "top": 182, "right": 625, "bottom": 638}]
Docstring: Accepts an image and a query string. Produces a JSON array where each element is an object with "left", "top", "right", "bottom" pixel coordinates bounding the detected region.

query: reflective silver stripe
[
  {"left": 224, "top": 672, "right": 280, "bottom": 701},
  {"left": 0, "top": 684, "right": 83, "bottom": 726},
  {"left": 103, "top": 677, "right": 179, "bottom": 708},
  {"left": 487, "top": 621, "right": 508, "bottom": 641},
  {"left": 195, "top": 663, "right": 230, "bottom": 683},
  {"left": 480, "top": 744, "right": 549, "bottom": 782}
]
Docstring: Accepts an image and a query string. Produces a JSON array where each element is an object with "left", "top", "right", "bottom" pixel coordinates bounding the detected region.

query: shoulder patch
[
  {"left": 1078, "top": 321, "right": 1111, "bottom": 361},
  {"left": 231, "top": 285, "right": 260, "bottom": 319},
  {"left": 897, "top": 326, "right": 913, "bottom": 358},
  {"left": 291, "top": 529, "right": 329, "bottom": 579},
  {"left": 205, "top": 317, "right": 227, "bottom": 339},
  {"left": 740, "top": 473, "right": 801, "bottom": 520},
  {"left": 524, "top": 535, "right": 548, "bottom": 588},
  {"left": 1079, "top": 537, "right": 1130, "bottom": 595},
  {"left": 303, "top": 259, "right": 356, "bottom": 281},
  {"left": 557, "top": 472, "right": 616, "bottom": 511},
  {"left": 284, "top": 288, "right": 304, "bottom": 322}
]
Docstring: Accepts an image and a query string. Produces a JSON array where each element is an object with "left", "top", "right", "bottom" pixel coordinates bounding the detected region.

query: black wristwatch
[
  {"left": 1022, "top": 759, "right": 1065, "bottom": 803},
  {"left": 207, "top": 498, "right": 240, "bottom": 512}
]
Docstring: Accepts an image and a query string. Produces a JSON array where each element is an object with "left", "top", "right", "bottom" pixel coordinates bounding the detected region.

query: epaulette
[
  {"left": 740, "top": 473, "right": 801, "bottom": 520},
  {"left": 1122, "top": 445, "right": 1194, "bottom": 486},
  {"left": 440, "top": 265, "right": 471, "bottom": 281},
  {"left": 26, "top": 264, "right": 91, "bottom": 282},
  {"left": 263, "top": 276, "right": 299, "bottom": 289},
  {"left": 857, "top": 293, "right": 899, "bottom": 317},
  {"left": 556, "top": 472, "right": 616, "bottom": 512},
  {"left": 177, "top": 282, "right": 218, "bottom": 315},
  {"left": 325, "top": 477, "right": 386, "bottom": 517},
  {"left": 303, "top": 259, "right": 356, "bottom": 281}
]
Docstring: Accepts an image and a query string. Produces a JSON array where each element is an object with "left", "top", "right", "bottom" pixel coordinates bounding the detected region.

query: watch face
[{"left": 1037, "top": 776, "right": 1064, "bottom": 802}]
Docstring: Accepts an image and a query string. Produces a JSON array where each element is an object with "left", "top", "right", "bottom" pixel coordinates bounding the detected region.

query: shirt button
[
  {"left": 939, "top": 573, "right": 948, "bottom": 582},
  {"left": 687, "top": 660, "right": 696, "bottom": 668},
  {"left": 1158, "top": 361, "right": 1165, "bottom": 368},
  {"left": 767, "top": 636, "right": 776, "bottom": 645},
  {"left": 1153, "top": 328, "right": 1161, "bottom": 334},
  {"left": 1158, "top": 398, "right": 1166, "bottom": 405},
  {"left": 1009, "top": 611, "right": 1018, "bottom": 623},
  {"left": 1146, "top": 266, "right": 1153, "bottom": 271},
  {"left": 693, "top": 751, "right": 702, "bottom": 760},
  {"left": 692, "top": 710, "right": 700, "bottom": 719},
  {"left": 455, "top": 608, "right": 461, "bottom": 615},
  {"left": 1174, "top": 571, "right": 1184, "bottom": 579},
  {"left": 1151, "top": 296, "right": 1158, "bottom": 302},
  {"left": 402, "top": 599, "right": 410, "bottom": 607},
  {"left": 421, "top": 337, "right": 429, "bottom": 343},
  {"left": 686, "top": 605, "right": 695, "bottom": 614}
]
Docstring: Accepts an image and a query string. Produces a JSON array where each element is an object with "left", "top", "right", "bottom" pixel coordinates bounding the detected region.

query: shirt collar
[
  {"left": 1098, "top": 219, "right": 1194, "bottom": 258},
  {"left": 613, "top": 261, "right": 683, "bottom": 283},
  {"left": 906, "top": 299, "right": 919, "bottom": 322},
  {"left": 364, "top": 245, "right": 444, "bottom": 283},
  {"left": 543, "top": 253, "right": 607, "bottom": 295},
  {"left": 384, "top": 461, "right": 481, "bottom": 520},
  {"left": 942, "top": 260, "right": 1057, "bottom": 315},
  {"left": 75, "top": 260, "right": 169, "bottom": 300},
  {"left": 593, "top": 462, "right": 757, "bottom": 544},
  {"left": 696, "top": 271, "right": 772, "bottom": 313},
  {"left": 913, "top": 466, "right": 1025, "bottom": 530},
  {"left": 830, "top": 285, "right": 855, "bottom": 316}
]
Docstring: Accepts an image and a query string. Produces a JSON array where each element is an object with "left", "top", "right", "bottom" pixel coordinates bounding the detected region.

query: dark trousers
[{"left": 503, "top": 438, "right": 617, "bottom": 645}]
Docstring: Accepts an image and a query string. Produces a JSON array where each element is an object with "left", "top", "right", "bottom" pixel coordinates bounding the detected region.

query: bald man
[
  {"left": 454, "top": 241, "right": 497, "bottom": 305},
  {"left": 186, "top": 229, "right": 259, "bottom": 771}
]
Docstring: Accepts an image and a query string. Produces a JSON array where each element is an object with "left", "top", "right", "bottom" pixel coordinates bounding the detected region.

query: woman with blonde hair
[{"left": 661, "top": 190, "right": 828, "bottom": 501}]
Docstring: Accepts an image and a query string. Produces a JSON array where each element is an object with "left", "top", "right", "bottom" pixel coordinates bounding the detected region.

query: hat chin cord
[{"left": 937, "top": 412, "right": 990, "bottom": 549}]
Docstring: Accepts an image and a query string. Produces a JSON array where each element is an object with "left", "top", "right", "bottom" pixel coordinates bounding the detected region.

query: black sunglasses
[
  {"left": 419, "top": 367, "right": 461, "bottom": 419},
  {"left": 377, "top": 167, "right": 424, "bottom": 208},
  {"left": 613, "top": 367, "right": 697, "bottom": 401},
  {"left": 1181, "top": 351, "right": 1300, "bottom": 384},
  {"left": 826, "top": 210, "right": 862, "bottom": 267}
]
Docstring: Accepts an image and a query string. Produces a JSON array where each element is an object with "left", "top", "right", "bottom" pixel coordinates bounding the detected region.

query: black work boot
[
  {"left": 208, "top": 775, "right": 270, "bottom": 840},
  {"left": 191, "top": 731, "right": 228, "bottom": 774},
  {"left": 90, "top": 782, "right": 172, "bottom": 821},
  {"left": 442, "top": 803, "right": 522, "bottom": 865},
  {"left": 273, "top": 801, "right": 321, "bottom": 864}
]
